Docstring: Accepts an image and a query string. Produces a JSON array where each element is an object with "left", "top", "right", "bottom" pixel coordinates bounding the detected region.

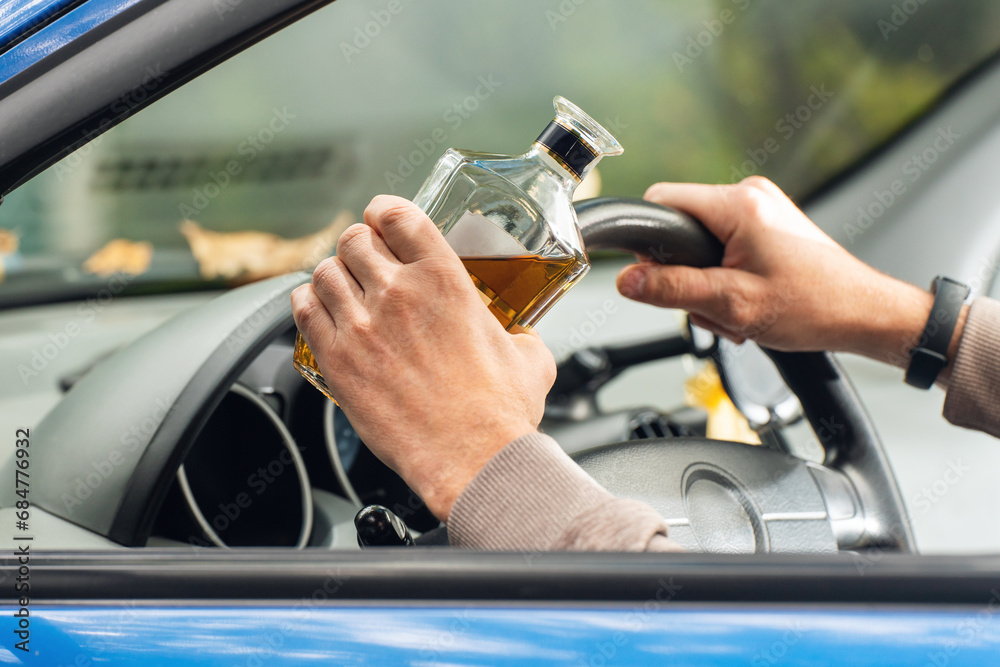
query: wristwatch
[{"left": 904, "top": 275, "right": 970, "bottom": 389}]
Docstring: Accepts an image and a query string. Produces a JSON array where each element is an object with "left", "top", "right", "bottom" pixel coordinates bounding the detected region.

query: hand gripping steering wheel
[{"left": 570, "top": 197, "right": 914, "bottom": 554}]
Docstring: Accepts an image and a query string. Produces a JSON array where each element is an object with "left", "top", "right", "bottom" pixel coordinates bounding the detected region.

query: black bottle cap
[{"left": 534, "top": 121, "right": 599, "bottom": 180}]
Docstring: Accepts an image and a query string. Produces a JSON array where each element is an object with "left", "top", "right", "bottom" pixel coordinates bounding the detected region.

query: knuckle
[
  {"left": 720, "top": 289, "right": 756, "bottom": 329},
  {"left": 336, "top": 223, "right": 371, "bottom": 256},
  {"left": 382, "top": 203, "right": 416, "bottom": 225},
  {"left": 367, "top": 194, "right": 401, "bottom": 212},
  {"left": 346, "top": 315, "right": 377, "bottom": 342},
  {"left": 293, "top": 296, "right": 323, "bottom": 328},
  {"left": 312, "top": 257, "right": 342, "bottom": 287},
  {"left": 374, "top": 198, "right": 426, "bottom": 231},
  {"left": 425, "top": 257, "right": 464, "bottom": 284},
  {"left": 379, "top": 277, "right": 411, "bottom": 303},
  {"left": 740, "top": 175, "right": 777, "bottom": 193},
  {"left": 733, "top": 181, "right": 770, "bottom": 221},
  {"left": 290, "top": 283, "right": 309, "bottom": 305}
]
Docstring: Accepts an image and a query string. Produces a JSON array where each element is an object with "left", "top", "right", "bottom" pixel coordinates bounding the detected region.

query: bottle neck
[
  {"left": 524, "top": 143, "right": 599, "bottom": 197},
  {"left": 532, "top": 120, "right": 602, "bottom": 183}
]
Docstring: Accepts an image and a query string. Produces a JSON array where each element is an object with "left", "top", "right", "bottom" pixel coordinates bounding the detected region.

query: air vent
[
  {"left": 629, "top": 411, "right": 673, "bottom": 440},
  {"left": 91, "top": 147, "right": 336, "bottom": 191}
]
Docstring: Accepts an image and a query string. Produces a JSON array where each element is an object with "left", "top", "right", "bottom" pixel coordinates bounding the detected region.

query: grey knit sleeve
[
  {"left": 447, "top": 432, "right": 684, "bottom": 552},
  {"left": 943, "top": 297, "right": 1000, "bottom": 439}
]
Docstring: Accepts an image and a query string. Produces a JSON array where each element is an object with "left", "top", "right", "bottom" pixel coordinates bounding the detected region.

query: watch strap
[{"left": 904, "top": 276, "right": 970, "bottom": 389}]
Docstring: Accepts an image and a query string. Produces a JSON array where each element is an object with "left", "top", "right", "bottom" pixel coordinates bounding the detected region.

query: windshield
[{"left": 1, "top": 0, "right": 999, "bottom": 301}]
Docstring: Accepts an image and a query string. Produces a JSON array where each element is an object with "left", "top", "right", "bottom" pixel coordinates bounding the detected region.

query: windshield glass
[{"left": 2, "top": 0, "right": 999, "bottom": 300}]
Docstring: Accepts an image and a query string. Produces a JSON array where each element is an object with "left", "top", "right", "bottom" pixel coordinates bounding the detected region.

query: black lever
[
  {"left": 354, "top": 505, "right": 415, "bottom": 547},
  {"left": 548, "top": 333, "right": 694, "bottom": 403}
]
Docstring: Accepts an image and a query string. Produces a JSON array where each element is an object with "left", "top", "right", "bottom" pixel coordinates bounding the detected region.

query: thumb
[
  {"left": 363, "top": 194, "right": 455, "bottom": 265},
  {"left": 511, "top": 329, "right": 557, "bottom": 388},
  {"left": 617, "top": 263, "right": 742, "bottom": 322}
]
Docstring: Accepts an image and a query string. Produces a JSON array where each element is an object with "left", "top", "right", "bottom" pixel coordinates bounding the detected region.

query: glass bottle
[{"left": 294, "top": 95, "right": 623, "bottom": 401}]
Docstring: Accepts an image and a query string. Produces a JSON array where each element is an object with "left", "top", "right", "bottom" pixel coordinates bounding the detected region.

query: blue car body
[
  {"left": 0, "top": 0, "right": 78, "bottom": 50},
  {"left": 24, "top": 606, "right": 1000, "bottom": 665},
  {"left": 0, "top": 0, "right": 141, "bottom": 80}
]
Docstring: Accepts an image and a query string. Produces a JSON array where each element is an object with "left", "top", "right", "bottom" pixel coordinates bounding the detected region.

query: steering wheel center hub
[{"left": 683, "top": 465, "right": 766, "bottom": 554}]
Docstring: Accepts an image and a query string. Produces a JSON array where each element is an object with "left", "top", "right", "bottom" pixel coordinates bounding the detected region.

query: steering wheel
[
  {"left": 30, "top": 198, "right": 913, "bottom": 554},
  {"left": 570, "top": 198, "right": 914, "bottom": 554}
]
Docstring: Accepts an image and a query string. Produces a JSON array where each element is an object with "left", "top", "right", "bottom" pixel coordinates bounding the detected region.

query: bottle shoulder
[
  {"left": 413, "top": 147, "right": 580, "bottom": 256},
  {"left": 415, "top": 149, "right": 530, "bottom": 209},
  {"left": 434, "top": 148, "right": 525, "bottom": 174},
  {"left": 444, "top": 147, "right": 514, "bottom": 162}
]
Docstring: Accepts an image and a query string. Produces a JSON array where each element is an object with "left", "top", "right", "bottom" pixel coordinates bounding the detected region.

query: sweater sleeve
[
  {"left": 943, "top": 297, "right": 1000, "bottom": 439},
  {"left": 446, "top": 432, "right": 684, "bottom": 552}
]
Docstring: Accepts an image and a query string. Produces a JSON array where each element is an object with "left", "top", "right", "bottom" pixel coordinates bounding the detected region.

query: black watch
[{"left": 904, "top": 275, "right": 970, "bottom": 389}]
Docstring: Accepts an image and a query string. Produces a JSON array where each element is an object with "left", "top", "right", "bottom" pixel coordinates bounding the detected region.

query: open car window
[
  {"left": 2, "top": 0, "right": 1000, "bottom": 301},
  {"left": 3, "top": 0, "right": 1000, "bottom": 557}
]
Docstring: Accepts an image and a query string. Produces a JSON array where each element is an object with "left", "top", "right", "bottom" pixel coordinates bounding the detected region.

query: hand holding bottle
[
  {"left": 291, "top": 195, "right": 556, "bottom": 521},
  {"left": 293, "top": 95, "right": 622, "bottom": 399}
]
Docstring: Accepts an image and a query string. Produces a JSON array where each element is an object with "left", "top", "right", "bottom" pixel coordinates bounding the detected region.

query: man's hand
[
  {"left": 616, "top": 176, "right": 951, "bottom": 370},
  {"left": 291, "top": 195, "right": 555, "bottom": 521}
]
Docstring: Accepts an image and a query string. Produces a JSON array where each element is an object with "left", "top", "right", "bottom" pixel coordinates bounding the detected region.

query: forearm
[
  {"left": 447, "top": 432, "right": 684, "bottom": 552},
  {"left": 848, "top": 279, "right": 1000, "bottom": 436},
  {"left": 843, "top": 275, "right": 967, "bottom": 388}
]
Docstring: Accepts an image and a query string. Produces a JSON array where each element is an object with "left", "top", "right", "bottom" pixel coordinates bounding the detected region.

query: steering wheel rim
[{"left": 572, "top": 197, "right": 915, "bottom": 553}]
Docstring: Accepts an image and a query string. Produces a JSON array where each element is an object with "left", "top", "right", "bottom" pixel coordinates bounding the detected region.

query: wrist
[
  {"left": 412, "top": 422, "right": 539, "bottom": 522},
  {"left": 850, "top": 278, "right": 934, "bottom": 368},
  {"left": 853, "top": 277, "right": 969, "bottom": 383}
]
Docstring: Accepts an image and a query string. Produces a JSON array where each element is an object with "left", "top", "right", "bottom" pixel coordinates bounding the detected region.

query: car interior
[{"left": 2, "top": 0, "right": 1000, "bottom": 561}]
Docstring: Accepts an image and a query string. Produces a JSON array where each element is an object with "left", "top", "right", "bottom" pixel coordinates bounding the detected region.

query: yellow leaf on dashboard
[
  {"left": 180, "top": 211, "right": 352, "bottom": 285},
  {"left": 83, "top": 238, "right": 153, "bottom": 277},
  {"left": 0, "top": 228, "right": 17, "bottom": 283},
  {"left": 0, "top": 228, "right": 17, "bottom": 255}
]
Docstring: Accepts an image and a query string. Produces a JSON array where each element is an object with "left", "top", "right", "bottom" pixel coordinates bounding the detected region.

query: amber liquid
[{"left": 293, "top": 255, "right": 578, "bottom": 401}]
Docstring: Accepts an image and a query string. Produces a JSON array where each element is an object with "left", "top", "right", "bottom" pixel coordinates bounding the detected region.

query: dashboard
[
  {"left": 2, "top": 268, "right": 699, "bottom": 551},
  {"left": 151, "top": 327, "right": 442, "bottom": 549}
]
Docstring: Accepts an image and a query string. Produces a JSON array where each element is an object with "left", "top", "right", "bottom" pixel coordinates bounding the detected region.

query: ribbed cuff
[
  {"left": 447, "top": 432, "right": 675, "bottom": 552},
  {"left": 943, "top": 297, "right": 1000, "bottom": 438}
]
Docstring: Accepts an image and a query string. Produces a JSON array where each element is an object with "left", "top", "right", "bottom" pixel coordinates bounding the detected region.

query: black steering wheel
[
  {"left": 31, "top": 198, "right": 913, "bottom": 554},
  {"left": 569, "top": 198, "right": 914, "bottom": 554}
]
